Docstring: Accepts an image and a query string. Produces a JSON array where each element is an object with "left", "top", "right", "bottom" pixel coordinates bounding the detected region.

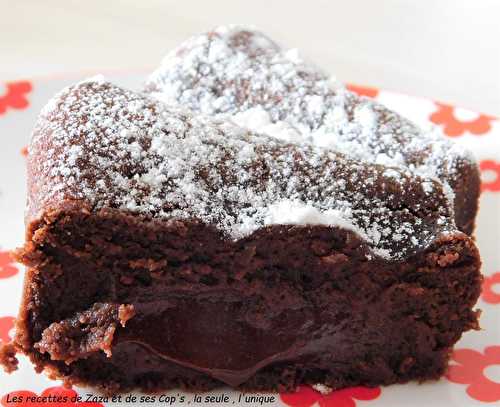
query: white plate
[{"left": 0, "top": 74, "right": 499, "bottom": 406}]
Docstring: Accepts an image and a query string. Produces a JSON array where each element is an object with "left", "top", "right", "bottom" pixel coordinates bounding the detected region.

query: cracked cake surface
[
  {"left": 145, "top": 25, "right": 480, "bottom": 234},
  {"left": 28, "top": 78, "right": 456, "bottom": 260}
]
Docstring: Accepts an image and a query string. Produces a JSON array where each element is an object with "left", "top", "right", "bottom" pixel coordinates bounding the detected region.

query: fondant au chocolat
[{"left": 0, "top": 27, "right": 482, "bottom": 394}]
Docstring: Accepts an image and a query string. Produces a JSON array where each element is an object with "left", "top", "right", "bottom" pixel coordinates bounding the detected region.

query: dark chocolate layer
[{"left": 11, "top": 206, "right": 481, "bottom": 393}]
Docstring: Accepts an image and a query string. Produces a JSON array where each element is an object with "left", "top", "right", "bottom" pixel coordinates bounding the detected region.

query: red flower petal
[
  {"left": 0, "top": 251, "right": 19, "bottom": 279},
  {"left": 0, "top": 316, "right": 15, "bottom": 343},
  {"left": 447, "top": 348, "right": 486, "bottom": 384},
  {"left": 467, "top": 379, "right": 500, "bottom": 403},
  {"left": 0, "top": 81, "right": 32, "bottom": 116},
  {"left": 484, "top": 346, "right": 500, "bottom": 364},
  {"left": 450, "top": 348, "right": 485, "bottom": 366},
  {"left": 280, "top": 386, "right": 321, "bottom": 407},
  {"left": 344, "top": 386, "right": 381, "bottom": 400},
  {"left": 346, "top": 84, "right": 379, "bottom": 98},
  {"left": 447, "top": 364, "right": 481, "bottom": 384},
  {"left": 320, "top": 391, "right": 354, "bottom": 407},
  {"left": 1, "top": 391, "right": 37, "bottom": 407}
]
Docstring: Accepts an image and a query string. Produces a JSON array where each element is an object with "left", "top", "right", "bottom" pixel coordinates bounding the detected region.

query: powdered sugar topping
[
  {"left": 145, "top": 25, "right": 473, "bottom": 197},
  {"left": 28, "top": 79, "right": 453, "bottom": 260}
]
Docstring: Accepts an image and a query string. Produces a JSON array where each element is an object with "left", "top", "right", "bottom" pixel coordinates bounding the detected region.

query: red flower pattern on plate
[
  {"left": 483, "top": 272, "right": 500, "bottom": 304},
  {"left": 0, "top": 81, "right": 32, "bottom": 116},
  {"left": 21, "top": 146, "right": 28, "bottom": 157},
  {"left": 0, "top": 316, "right": 15, "bottom": 343},
  {"left": 480, "top": 160, "right": 500, "bottom": 192},
  {"left": 446, "top": 346, "right": 500, "bottom": 402},
  {"left": 346, "top": 84, "right": 379, "bottom": 98},
  {"left": 429, "top": 102, "right": 496, "bottom": 137},
  {"left": 0, "top": 251, "right": 19, "bottom": 279},
  {"left": 1, "top": 387, "right": 103, "bottom": 407},
  {"left": 280, "top": 385, "right": 381, "bottom": 407}
]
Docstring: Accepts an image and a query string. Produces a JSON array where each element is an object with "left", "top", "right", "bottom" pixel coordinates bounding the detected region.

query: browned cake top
[
  {"left": 145, "top": 25, "right": 474, "bottom": 192},
  {"left": 28, "top": 78, "right": 456, "bottom": 260}
]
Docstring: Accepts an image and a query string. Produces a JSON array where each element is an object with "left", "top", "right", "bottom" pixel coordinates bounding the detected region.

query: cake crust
[{"left": 24, "top": 79, "right": 459, "bottom": 260}]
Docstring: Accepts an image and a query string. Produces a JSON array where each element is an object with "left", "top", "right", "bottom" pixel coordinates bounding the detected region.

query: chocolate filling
[{"left": 11, "top": 207, "right": 481, "bottom": 393}]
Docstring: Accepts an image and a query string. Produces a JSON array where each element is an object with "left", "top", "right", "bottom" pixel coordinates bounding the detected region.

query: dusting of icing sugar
[
  {"left": 232, "top": 107, "right": 302, "bottom": 143},
  {"left": 312, "top": 384, "right": 333, "bottom": 395},
  {"left": 29, "top": 79, "right": 454, "bottom": 260},
  {"left": 263, "top": 200, "right": 365, "bottom": 236},
  {"left": 145, "top": 25, "right": 474, "bottom": 197}
]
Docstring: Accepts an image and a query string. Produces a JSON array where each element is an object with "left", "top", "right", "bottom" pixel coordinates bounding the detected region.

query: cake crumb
[{"left": 0, "top": 342, "right": 19, "bottom": 373}]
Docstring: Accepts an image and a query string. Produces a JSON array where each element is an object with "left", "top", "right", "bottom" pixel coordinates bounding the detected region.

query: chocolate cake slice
[
  {"left": 145, "top": 25, "right": 480, "bottom": 235},
  {"left": 2, "top": 78, "right": 481, "bottom": 393}
]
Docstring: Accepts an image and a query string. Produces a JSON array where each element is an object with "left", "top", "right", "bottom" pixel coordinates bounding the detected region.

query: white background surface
[{"left": 0, "top": 0, "right": 499, "bottom": 115}]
